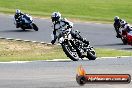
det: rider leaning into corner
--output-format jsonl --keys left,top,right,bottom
{"left": 113, "top": 16, "right": 131, "bottom": 37}
{"left": 50, "top": 12, "right": 89, "bottom": 45}
{"left": 14, "top": 9, "right": 24, "bottom": 28}
{"left": 113, "top": 16, "right": 123, "bottom": 38}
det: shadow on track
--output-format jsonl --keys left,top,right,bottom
{"left": 94, "top": 43, "right": 124, "bottom": 47}
{"left": 0, "top": 29, "right": 33, "bottom": 32}
{"left": 121, "top": 47, "right": 132, "bottom": 50}
{"left": 44, "top": 59, "right": 95, "bottom": 62}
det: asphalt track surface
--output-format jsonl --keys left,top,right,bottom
{"left": 0, "top": 14, "right": 132, "bottom": 50}
{"left": 0, "top": 57, "right": 132, "bottom": 88}
{"left": 0, "top": 14, "right": 132, "bottom": 88}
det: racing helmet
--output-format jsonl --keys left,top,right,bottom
{"left": 124, "top": 24, "right": 130, "bottom": 29}
{"left": 51, "top": 12, "right": 61, "bottom": 22}
{"left": 129, "top": 26, "right": 132, "bottom": 31}
{"left": 120, "top": 20, "right": 126, "bottom": 27}
{"left": 16, "top": 9, "right": 21, "bottom": 14}
{"left": 120, "top": 20, "right": 126, "bottom": 24}
{"left": 114, "top": 16, "right": 119, "bottom": 21}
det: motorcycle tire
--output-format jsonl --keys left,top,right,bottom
{"left": 61, "top": 43, "right": 79, "bottom": 61}
{"left": 87, "top": 49, "right": 96, "bottom": 60}
{"left": 32, "top": 23, "right": 38, "bottom": 31}
{"left": 121, "top": 38, "right": 127, "bottom": 45}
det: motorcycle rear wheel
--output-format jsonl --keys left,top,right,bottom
{"left": 87, "top": 48, "right": 96, "bottom": 60}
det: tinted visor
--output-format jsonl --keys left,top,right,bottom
{"left": 114, "top": 18, "right": 119, "bottom": 21}
{"left": 52, "top": 17, "right": 59, "bottom": 22}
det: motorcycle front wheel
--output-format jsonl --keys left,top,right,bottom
{"left": 61, "top": 41, "right": 79, "bottom": 61}
{"left": 21, "top": 26, "right": 25, "bottom": 31}
{"left": 32, "top": 23, "right": 38, "bottom": 31}
{"left": 121, "top": 37, "right": 127, "bottom": 45}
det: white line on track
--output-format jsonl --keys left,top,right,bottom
{"left": 0, "top": 61, "right": 32, "bottom": 64}
{"left": 0, "top": 56, "right": 132, "bottom": 64}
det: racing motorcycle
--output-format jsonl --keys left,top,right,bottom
{"left": 119, "top": 29, "right": 132, "bottom": 45}
{"left": 14, "top": 14, "right": 38, "bottom": 31}
{"left": 127, "top": 31, "right": 132, "bottom": 45}
{"left": 57, "top": 28, "right": 96, "bottom": 61}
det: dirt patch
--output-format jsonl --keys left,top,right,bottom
{"left": 0, "top": 39, "right": 52, "bottom": 51}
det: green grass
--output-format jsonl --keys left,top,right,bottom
{"left": 95, "top": 48, "right": 132, "bottom": 57}
{"left": 0, "top": 0, "right": 132, "bottom": 23}
{"left": 0, "top": 39, "right": 132, "bottom": 62}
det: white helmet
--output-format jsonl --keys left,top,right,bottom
{"left": 114, "top": 16, "right": 119, "bottom": 21}
{"left": 16, "top": 9, "right": 21, "bottom": 14}
{"left": 120, "top": 20, "right": 126, "bottom": 26}
{"left": 51, "top": 12, "right": 61, "bottom": 22}
{"left": 121, "top": 19, "right": 126, "bottom": 23}
{"left": 124, "top": 23, "right": 130, "bottom": 29}
{"left": 129, "top": 26, "right": 132, "bottom": 31}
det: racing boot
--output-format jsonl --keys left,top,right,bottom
{"left": 51, "top": 35, "right": 57, "bottom": 44}
{"left": 51, "top": 39, "right": 56, "bottom": 44}
{"left": 116, "top": 33, "right": 121, "bottom": 38}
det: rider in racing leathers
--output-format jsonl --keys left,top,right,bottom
{"left": 113, "top": 16, "right": 122, "bottom": 38}
{"left": 50, "top": 12, "right": 89, "bottom": 45}
{"left": 14, "top": 9, "right": 24, "bottom": 28}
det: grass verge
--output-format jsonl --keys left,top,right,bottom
{"left": 0, "top": 0, "right": 132, "bottom": 23}
{"left": 0, "top": 39, "right": 132, "bottom": 62}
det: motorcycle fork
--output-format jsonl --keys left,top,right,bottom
{"left": 69, "top": 40, "right": 82, "bottom": 58}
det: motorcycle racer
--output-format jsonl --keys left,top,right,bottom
{"left": 14, "top": 9, "right": 38, "bottom": 31}
{"left": 113, "top": 16, "right": 122, "bottom": 38}
{"left": 51, "top": 12, "right": 89, "bottom": 45}
{"left": 14, "top": 9, "right": 24, "bottom": 28}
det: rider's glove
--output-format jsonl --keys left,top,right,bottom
{"left": 51, "top": 34, "right": 57, "bottom": 44}
{"left": 51, "top": 40, "right": 56, "bottom": 44}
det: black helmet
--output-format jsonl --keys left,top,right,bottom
{"left": 51, "top": 12, "right": 61, "bottom": 22}
{"left": 114, "top": 16, "right": 119, "bottom": 21}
